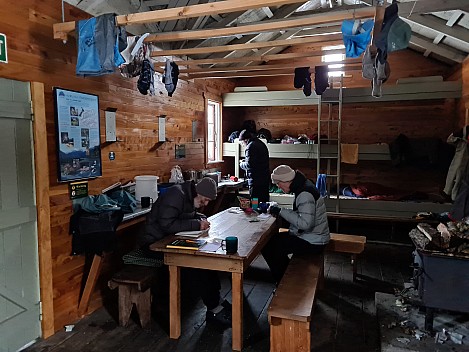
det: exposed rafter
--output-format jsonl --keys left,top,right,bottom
{"left": 60, "top": 0, "right": 469, "bottom": 76}
{"left": 144, "top": 6, "right": 374, "bottom": 42}
{"left": 151, "top": 34, "right": 343, "bottom": 56}
{"left": 53, "top": 0, "right": 311, "bottom": 40}
{"left": 187, "top": 64, "right": 361, "bottom": 79}
{"left": 410, "top": 34, "right": 467, "bottom": 63}
{"left": 405, "top": 14, "right": 469, "bottom": 44}
{"left": 179, "top": 59, "right": 360, "bottom": 73}
{"left": 157, "top": 49, "right": 346, "bottom": 66}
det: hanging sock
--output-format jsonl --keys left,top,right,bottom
{"left": 314, "top": 65, "right": 329, "bottom": 95}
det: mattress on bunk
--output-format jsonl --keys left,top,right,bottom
{"left": 342, "top": 182, "right": 429, "bottom": 201}
{"left": 325, "top": 197, "right": 451, "bottom": 218}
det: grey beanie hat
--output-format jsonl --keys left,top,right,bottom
{"left": 196, "top": 177, "right": 217, "bottom": 200}
{"left": 271, "top": 165, "right": 296, "bottom": 184}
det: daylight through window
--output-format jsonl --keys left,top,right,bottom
{"left": 206, "top": 99, "right": 222, "bottom": 163}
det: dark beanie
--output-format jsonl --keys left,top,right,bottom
{"left": 239, "top": 129, "right": 253, "bottom": 141}
{"left": 196, "top": 177, "right": 217, "bottom": 200}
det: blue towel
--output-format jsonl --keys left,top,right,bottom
{"left": 341, "top": 19, "right": 374, "bottom": 58}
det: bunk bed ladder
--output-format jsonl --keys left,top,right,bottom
{"left": 317, "top": 75, "right": 343, "bottom": 213}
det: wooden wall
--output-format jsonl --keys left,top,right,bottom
{"left": 222, "top": 44, "right": 460, "bottom": 195}
{"left": 0, "top": 0, "right": 235, "bottom": 333}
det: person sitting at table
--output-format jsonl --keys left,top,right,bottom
{"left": 137, "top": 177, "right": 232, "bottom": 326}
{"left": 262, "top": 165, "right": 330, "bottom": 284}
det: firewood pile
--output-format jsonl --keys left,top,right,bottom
{"left": 409, "top": 219, "right": 469, "bottom": 255}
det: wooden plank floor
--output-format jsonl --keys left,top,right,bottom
{"left": 25, "top": 243, "right": 416, "bottom": 352}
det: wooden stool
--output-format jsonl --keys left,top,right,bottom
{"left": 108, "top": 265, "right": 155, "bottom": 329}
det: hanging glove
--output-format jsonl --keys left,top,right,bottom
{"left": 268, "top": 205, "right": 281, "bottom": 217}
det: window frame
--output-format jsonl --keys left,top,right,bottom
{"left": 205, "top": 98, "right": 223, "bottom": 164}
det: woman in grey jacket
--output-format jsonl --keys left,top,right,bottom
{"left": 262, "top": 165, "right": 330, "bottom": 284}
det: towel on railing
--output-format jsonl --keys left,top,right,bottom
{"left": 341, "top": 143, "right": 359, "bottom": 164}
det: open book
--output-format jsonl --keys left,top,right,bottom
{"left": 166, "top": 238, "right": 207, "bottom": 250}
{"left": 174, "top": 229, "right": 209, "bottom": 238}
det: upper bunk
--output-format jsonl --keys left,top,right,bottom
{"left": 222, "top": 77, "right": 462, "bottom": 177}
{"left": 222, "top": 77, "right": 462, "bottom": 107}
{"left": 223, "top": 141, "right": 390, "bottom": 177}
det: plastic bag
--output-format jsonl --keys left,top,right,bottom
{"left": 169, "top": 165, "right": 184, "bottom": 183}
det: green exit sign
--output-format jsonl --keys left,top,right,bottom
{"left": 0, "top": 33, "right": 7, "bottom": 63}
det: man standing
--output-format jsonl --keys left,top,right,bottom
{"left": 138, "top": 177, "right": 231, "bottom": 326}
{"left": 239, "top": 129, "right": 270, "bottom": 202}
{"left": 262, "top": 165, "right": 330, "bottom": 284}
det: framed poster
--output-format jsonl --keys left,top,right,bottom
{"left": 53, "top": 87, "right": 102, "bottom": 182}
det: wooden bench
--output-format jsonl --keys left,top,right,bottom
{"left": 268, "top": 254, "right": 323, "bottom": 352}
{"left": 279, "top": 229, "right": 366, "bottom": 280}
{"left": 268, "top": 231, "right": 366, "bottom": 351}
{"left": 108, "top": 265, "right": 155, "bottom": 329}
{"left": 328, "top": 233, "right": 366, "bottom": 280}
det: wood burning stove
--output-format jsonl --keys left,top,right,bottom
{"left": 411, "top": 229, "right": 469, "bottom": 331}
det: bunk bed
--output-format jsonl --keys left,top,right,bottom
{"left": 222, "top": 78, "right": 460, "bottom": 219}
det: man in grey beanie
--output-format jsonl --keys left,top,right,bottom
{"left": 139, "top": 177, "right": 231, "bottom": 327}
{"left": 263, "top": 165, "right": 330, "bottom": 284}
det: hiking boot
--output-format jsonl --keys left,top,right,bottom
{"left": 206, "top": 300, "right": 232, "bottom": 328}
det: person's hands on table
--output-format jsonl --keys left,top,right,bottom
{"left": 200, "top": 219, "right": 211, "bottom": 230}
{"left": 268, "top": 205, "right": 281, "bottom": 217}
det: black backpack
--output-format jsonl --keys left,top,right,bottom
{"left": 257, "top": 128, "right": 272, "bottom": 141}
{"left": 137, "top": 59, "right": 153, "bottom": 95}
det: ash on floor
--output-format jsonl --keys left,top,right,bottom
{"left": 377, "top": 291, "right": 469, "bottom": 351}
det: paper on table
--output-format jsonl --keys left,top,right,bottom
{"left": 200, "top": 241, "right": 222, "bottom": 252}
{"left": 257, "top": 213, "right": 271, "bottom": 220}
{"left": 174, "top": 229, "right": 209, "bottom": 238}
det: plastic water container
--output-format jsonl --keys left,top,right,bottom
{"left": 134, "top": 175, "right": 159, "bottom": 203}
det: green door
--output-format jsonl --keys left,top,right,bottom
{"left": 0, "top": 78, "right": 41, "bottom": 352}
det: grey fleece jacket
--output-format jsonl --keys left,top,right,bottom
{"left": 278, "top": 177, "right": 330, "bottom": 245}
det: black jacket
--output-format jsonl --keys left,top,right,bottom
{"left": 239, "top": 137, "right": 270, "bottom": 187}
{"left": 138, "top": 181, "right": 205, "bottom": 247}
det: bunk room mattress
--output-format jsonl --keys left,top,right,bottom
{"left": 269, "top": 194, "right": 451, "bottom": 219}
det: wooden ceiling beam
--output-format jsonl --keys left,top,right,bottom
{"left": 151, "top": 33, "right": 343, "bottom": 56}
{"left": 158, "top": 48, "right": 346, "bottom": 66}
{"left": 405, "top": 14, "right": 469, "bottom": 44}
{"left": 145, "top": 6, "right": 375, "bottom": 42}
{"left": 188, "top": 64, "right": 361, "bottom": 79}
{"left": 179, "top": 59, "right": 361, "bottom": 73}
{"left": 53, "top": 0, "right": 310, "bottom": 40}
{"left": 410, "top": 35, "right": 467, "bottom": 63}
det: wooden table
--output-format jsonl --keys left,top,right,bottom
{"left": 149, "top": 207, "right": 277, "bottom": 351}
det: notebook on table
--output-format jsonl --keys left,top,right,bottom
{"left": 174, "top": 229, "right": 209, "bottom": 238}
{"left": 166, "top": 238, "right": 207, "bottom": 250}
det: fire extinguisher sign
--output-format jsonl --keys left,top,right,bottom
{"left": 0, "top": 33, "right": 7, "bottom": 64}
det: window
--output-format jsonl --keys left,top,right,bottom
{"left": 322, "top": 44, "right": 345, "bottom": 77}
{"left": 206, "top": 99, "right": 222, "bottom": 163}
